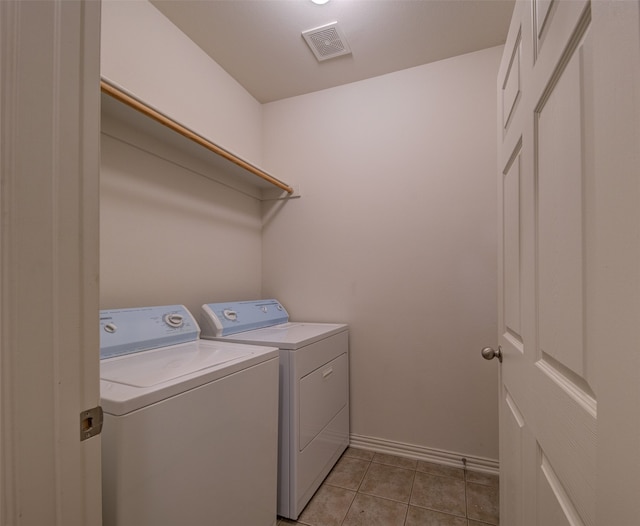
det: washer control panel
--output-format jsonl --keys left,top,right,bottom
{"left": 201, "top": 299, "right": 289, "bottom": 337}
{"left": 100, "top": 305, "right": 199, "bottom": 360}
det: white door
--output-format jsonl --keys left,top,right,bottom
{"left": 495, "top": 1, "right": 640, "bottom": 525}
{"left": 0, "top": 1, "right": 102, "bottom": 525}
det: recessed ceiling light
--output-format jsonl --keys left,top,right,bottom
{"left": 311, "top": 0, "right": 330, "bottom": 5}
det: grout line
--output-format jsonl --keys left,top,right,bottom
{"left": 339, "top": 458, "right": 371, "bottom": 526}
{"left": 357, "top": 458, "right": 373, "bottom": 492}
{"left": 403, "top": 468, "right": 417, "bottom": 526}
{"left": 319, "top": 449, "right": 498, "bottom": 526}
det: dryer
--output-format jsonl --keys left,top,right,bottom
{"left": 200, "top": 299, "right": 349, "bottom": 520}
{"left": 99, "top": 305, "right": 279, "bottom": 526}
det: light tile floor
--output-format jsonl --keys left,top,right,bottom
{"left": 277, "top": 448, "right": 499, "bottom": 526}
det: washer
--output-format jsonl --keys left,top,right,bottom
{"left": 99, "top": 305, "right": 280, "bottom": 526}
{"left": 200, "top": 299, "right": 349, "bottom": 520}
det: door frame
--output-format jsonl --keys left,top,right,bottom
{"left": 590, "top": 1, "right": 640, "bottom": 522}
{"left": 0, "top": 1, "right": 102, "bottom": 524}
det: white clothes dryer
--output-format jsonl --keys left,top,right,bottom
{"left": 99, "top": 305, "right": 279, "bottom": 526}
{"left": 200, "top": 299, "right": 349, "bottom": 520}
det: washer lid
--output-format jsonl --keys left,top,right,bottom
{"left": 101, "top": 343, "right": 255, "bottom": 387}
{"left": 100, "top": 339, "right": 279, "bottom": 416}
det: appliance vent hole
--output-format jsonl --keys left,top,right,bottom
{"left": 302, "top": 22, "right": 352, "bottom": 62}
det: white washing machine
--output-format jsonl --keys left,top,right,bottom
{"left": 200, "top": 299, "right": 349, "bottom": 520}
{"left": 99, "top": 305, "right": 280, "bottom": 526}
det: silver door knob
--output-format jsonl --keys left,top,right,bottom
{"left": 481, "top": 346, "right": 502, "bottom": 363}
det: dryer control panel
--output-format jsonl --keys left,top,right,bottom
{"left": 201, "top": 299, "right": 289, "bottom": 337}
{"left": 100, "top": 305, "right": 200, "bottom": 360}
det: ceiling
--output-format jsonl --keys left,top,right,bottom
{"left": 150, "top": 0, "right": 515, "bottom": 104}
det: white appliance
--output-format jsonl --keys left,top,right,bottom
{"left": 200, "top": 299, "right": 349, "bottom": 520}
{"left": 99, "top": 305, "right": 279, "bottom": 526}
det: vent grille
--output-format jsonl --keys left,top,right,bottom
{"left": 302, "top": 22, "right": 352, "bottom": 62}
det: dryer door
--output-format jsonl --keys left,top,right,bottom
{"left": 299, "top": 353, "right": 348, "bottom": 450}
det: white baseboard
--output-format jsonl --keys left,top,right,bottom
{"left": 349, "top": 433, "right": 499, "bottom": 475}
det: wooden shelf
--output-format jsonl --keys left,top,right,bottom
{"left": 100, "top": 79, "right": 294, "bottom": 195}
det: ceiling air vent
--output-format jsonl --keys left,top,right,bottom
{"left": 302, "top": 22, "right": 352, "bottom": 62}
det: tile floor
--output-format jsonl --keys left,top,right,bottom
{"left": 277, "top": 447, "right": 499, "bottom": 526}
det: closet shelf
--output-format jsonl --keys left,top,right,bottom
{"left": 100, "top": 79, "right": 294, "bottom": 195}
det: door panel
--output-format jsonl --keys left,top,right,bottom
{"left": 503, "top": 149, "right": 522, "bottom": 342}
{"left": 537, "top": 451, "right": 582, "bottom": 526}
{"left": 535, "top": 0, "right": 554, "bottom": 45}
{"left": 533, "top": 0, "right": 589, "bottom": 64}
{"left": 501, "top": 32, "right": 521, "bottom": 130}
{"left": 533, "top": 8, "right": 596, "bottom": 525}
{"left": 497, "top": 4, "right": 534, "bottom": 524}
{"left": 532, "top": 368, "right": 596, "bottom": 524}
{"left": 536, "top": 43, "right": 586, "bottom": 376}
{"left": 501, "top": 390, "right": 525, "bottom": 526}
{"left": 497, "top": 1, "right": 598, "bottom": 525}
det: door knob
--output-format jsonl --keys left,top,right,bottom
{"left": 481, "top": 346, "right": 502, "bottom": 363}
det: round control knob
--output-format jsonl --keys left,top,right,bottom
{"left": 104, "top": 323, "right": 117, "bottom": 334}
{"left": 481, "top": 346, "right": 503, "bottom": 363}
{"left": 164, "top": 313, "right": 184, "bottom": 328}
{"left": 223, "top": 309, "right": 237, "bottom": 321}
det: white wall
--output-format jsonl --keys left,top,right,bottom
{"left": 100, "top": 123, "right": 263, "bottom": 314}
{"left": 100, "top": 0, "right": 264, "bottom": 313}
{"left": 262, "top": 46, "right": 501, "bottom": 461}
{"left": 100, "top": 0, "right": 263, "bottom": 165}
